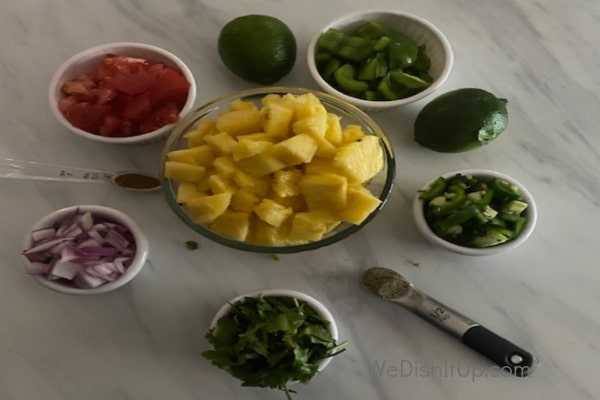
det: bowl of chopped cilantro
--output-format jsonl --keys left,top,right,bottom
{"left": 413, "top": 169, "right": 538, "bottom": 256}
{"left": 307, "top": 9, "right": 453, "bottom": 112}
{"left": 202, "top": 289, "right": 346, "bottom": 399}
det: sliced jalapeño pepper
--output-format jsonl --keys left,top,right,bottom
{"left": 418, "top": 176, "right": 447, "bottom": 201}
{"left": 430, "top": 184, "right": 466, "bottom": 216}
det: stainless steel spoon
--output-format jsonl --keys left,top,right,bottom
{"left": 0, "top": 158, "right": 161, "bottom": 191}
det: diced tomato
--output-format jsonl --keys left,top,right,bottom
{"left": 108, "top": 69, "right": 157, "bottom": 95}
{"left": 122, "top": 93, "right": 152, "bottom": 122}
{"left": 64, "top": 103, "right": 111, "bottom": 133}
{"left": 148, "top": 68, "right": 190, "bottom": 106}
{"left": 139, "top": 102, "right": 180, "bottom": 133}
{"left": 99, "top": 115, "right": 122, "bottom": 137}
{"left": 58, "top": 96, "right": 78, "bottom": 114}
{"left": 59, "top": 54, "right": 189, "bottom": 136}
{"left": 95, "top": 55, "right": 148, "bottom": 79}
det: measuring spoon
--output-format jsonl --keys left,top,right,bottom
{"left": 0, "top": 158, "right": 161, "bottom": 191}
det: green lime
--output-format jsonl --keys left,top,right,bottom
{"left": 218, "top": 15, "right": 297, "bottom": 85}
{"left": 414, "top": 88, "right": 508, "bottom": 153}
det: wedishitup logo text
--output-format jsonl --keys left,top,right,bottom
{"left": 371, "top": 359, "right": 531, "bottom": 382}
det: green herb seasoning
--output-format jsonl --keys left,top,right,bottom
{"left": 202, "top": 296, "right": 346, "bottom": 399}
{"left": 185, "top": 240, "right": 198, "bottom": 250}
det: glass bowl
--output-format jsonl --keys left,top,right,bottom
{"left": 160, "top": 86, "right": 395, "bottom": 253}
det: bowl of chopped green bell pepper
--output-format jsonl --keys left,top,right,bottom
{"left": 413, "top": 169, "right": 538, "bottom": 256}
{"left": 307, "top": 9, "right": 453, "bottom": 112}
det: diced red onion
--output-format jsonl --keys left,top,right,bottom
{"left": 23, "top": 208, "right": 136, "bottom": 289}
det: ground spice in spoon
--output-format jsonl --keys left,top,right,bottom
{"left": 113, "top": 173, "right": 161, "bottom": 190}
{"left": 363, "top": 267, "right": 411, "bottom": 300}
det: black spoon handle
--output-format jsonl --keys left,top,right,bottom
{"left": 462, "top": 325, "right": 537, "bottom": 377}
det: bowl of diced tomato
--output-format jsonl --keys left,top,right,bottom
{"left": 49, "top": 42, "right": 197, "bottom": 144}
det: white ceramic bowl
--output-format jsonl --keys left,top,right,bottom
{"left": 210, "top": 289, "right": 339, "bottom": 374}
{"left": 49, "top": 42, "right": 197, "bottom": 144}
{"left": 22, "top": 205, "right": 149, "bottom": 294}
{"left": 307, "top": 9, "right": 453, "bottom": 112}
{"left": 413, "top": 169, "right": 538, "bottom": 256}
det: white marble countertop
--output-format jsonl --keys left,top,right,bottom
{"left": 2, "top": 1, "right": 599, "bottom": 399}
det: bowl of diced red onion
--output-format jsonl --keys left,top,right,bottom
{"left": 21, "top": 205, "right": 149, "bottom": 294}
{"left": 48, "top": 42, "right": 197, "bottom": 144}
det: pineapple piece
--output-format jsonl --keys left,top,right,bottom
{"left": 216, "top": 108, "right": 264, "bottom": 136}
{"left": 248, "top": 217, "right": 290, "bottom": 246}
{"left": 236, "top": 132, "right": 270, "bottom": 142}
{"left": 264, "top": 101, "right": 294, "bottom": 139}
{"left": 289, "top": 212, "right": 328, "bottom": 242}
{"left": 233, "top": 171, "right": 270, "bottom": 196}
{"left": 300, "top": 173, "right": 348, "bottom": 215}
{"left": 209, "top": 210, "right": 251, "bottom": 241}
{"left": 272, "top": 133, "right": 318, "bottom": 166}
{"left": 235, "top": 150, "right": 286, "bottom": 177}
{"left": 337, "top": 185, "right": 382, "bottom": 225}
{"left": 229, "top": 99, "right": 257, "bottom": 111}
{"left": 166, "top": 145, "right": 215, "bottom": 166}
{"left": 205, "top": 132, "right": 238, "bottom": 155}
{"left": 292, "top": 112, "right": 328, "bottom": 138}
{"left": 261, "top": 94, "right": 282, "bottom": 106}
{"left": 164, "top": 161, "right": 206, "bottom": 183}
{"left": 272, "top": 168, "right": 303, "bottom": 197}
{"left": 253, "top": 198, "right": 293, "bottom": 227}
{"left": 303, "top": 158, "right": 344, "bottom": 176}
{"left": 233, "top": 140, "right": 273, "bottom": 162}
{"left": 342, "top": 124, "right": 366, "bottom": 143}
{"left": 212, "top": 156, "right": 238, "bottom": 178}
{"left": 184, "top": 118, "right": 218, "bottom": 147}
{"left": 230, "top": 189, "right": 261, "bottom": 212}
{"left": 293, "top": 93, "right": 326, "bottom": 120}
{"left": 311, "top": 135, "right": 337, "bottom": 158}
{"left": 269, "top": 192, "right": 307, "bottom": 212}
{"left": 325, "top": 113, "right": 343, "bottom": 145}
{"left": 209, "top": 174, "right": 236, "bottom": 194}
{"left": 332, "top": 135, "right": 383, "bottom": 183}
{"left": 176, "top": 182, "right": 199, "bottom": 204}
{"left": 186, "top": 192, "right": 232, "bottom": 224}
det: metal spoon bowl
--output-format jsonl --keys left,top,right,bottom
{"left": 0, "top": 158, "right": 161, "bottom": 191}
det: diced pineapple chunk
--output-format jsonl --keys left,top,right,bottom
{"left": 269, "top": 193, "right": 307, "bottom": 212}
{"left": 167, "top": 145, "right": 215, "bottom": 166}
{"left": 205, "top": 132, "right": 238, "bottom": 155}
{"left": 292, "top": 112, "right": 328, "bottom": 138}
{"left": 289, "top": 212, "right": 328, "bottom": 242}
{"left": 164, "top": 161, "right": 206, "bottom": 183}
{"left": 293, "top": 93, "right": 326, "bottom": 120}
{"left": 337, "top": 185, "right": 381, "bottom": 224}
{"left": 176, "top": 182, "right": 199, "bottom": 204}
{"left": 230, "top": 189, "right": 261, "bottom": 212}
{"left": 253, "top": 198, "right": 293, "bottom": 227}
{"left": 264, "top": 102, "right": 294, "bottom": 139}
{"left": 235, "top": 151, "right": 286, "bottom": 177}
{"left": 229, "top": 99, "right": 257, "bottom": 111}
{"left": 272, "top": 169, "right": 303, "bottom": 197}
{"left": 325, "top": 113, "right": 343, "bottom": 145}
{"left": 209, "top": 210, "right": 250, "bottom": 241}
{"left": 272, "top": 133, "right": 318, "bottom": 166}
{"left": 249, "top": 217, "right": 290, "bottom": 246}
{"left": 233, "top": 171, "right": 270, "bottom": 196}
{"left": 212, "top": 156, "right": 238, "bottom": 178}
{"left": 216, "top": 108, "right": 264, "bottom": 136}
{"left": 236, "top": 132, "right": 270, "bottom": 142}
{"left": 303, "top": 158, "right": 344, "bottom": 176}
{"left": 233, "top": 140, "right": 273, "bottom": 162}
{"left": 184, "top": 119, "right": 218, "bottom": 147}
{"left": 186, "top": 192, "right": 232, "bottom": 224}
{"left": 300, "top": 173, "right": 348, "bottom": 213}
{"left": 342, "top": 124, "right": 366, "bottom": 143}
{"left": 209, "top": 174, "right": 236, "bottom": 194}
{"left": 332, "top": 135, "right": 383, "bottom": 183}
